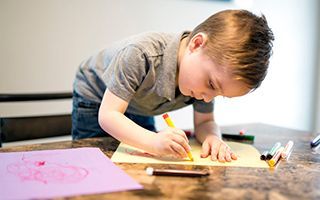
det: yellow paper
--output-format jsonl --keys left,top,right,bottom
{"left": 111, "top": 139, "right": 269, "bottom": 168}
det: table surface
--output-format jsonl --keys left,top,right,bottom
{"left": 1, "top": 123, "right": 319, "bottom": 200}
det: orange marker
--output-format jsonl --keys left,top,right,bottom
{"left": 162, "top": 113, "right": 194, "bottom": 161}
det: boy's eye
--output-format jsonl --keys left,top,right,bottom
{"left": 209, "top": 81, "right": 216, "bottom": 90}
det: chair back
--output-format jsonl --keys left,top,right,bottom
{"left": 0, "top": 92, "right": 72, "bottom": 146}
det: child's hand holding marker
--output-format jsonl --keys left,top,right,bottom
{"left": 153, "top": 126, "right": 192, "bottom": 159}
{"left": 162, "top": 113, "right": 194, "bottom": 161}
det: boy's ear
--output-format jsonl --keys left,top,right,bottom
{"left": 188, "top": 32, "right": 207, "bottom": 52}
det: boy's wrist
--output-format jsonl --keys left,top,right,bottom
{"left": 195, "top": 121, "right": 221, "bottom": 141}
{"left": 139, "top": 130, "right": 158, "bottom": 154}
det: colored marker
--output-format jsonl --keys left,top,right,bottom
{"left": 268, "top": 146, "right": 284, "bottom": 167}
{"left": 239, "top": 129, "right": 246, "bottom": 135}
{"left": 281, "top": 140, "right": 294, "bottom": 160}
{"left": 266, "top": 142, "right": 281, "bottom": 160}
{"left": 221, "top": 133, "right": 255, "bottom": 143}
{"left": 162, "top": 113, "right": 194, "bottom": 161}
{"left": 146, "top": 167, "right": 209, "bottom": 177}
{"left": 260, "top": 150, "right": 269, "bottom": 160}
{"left": 310, "top": 134, "right": 320, "bottom": 148}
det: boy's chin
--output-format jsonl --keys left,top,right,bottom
{"left": 179, "top": 88, "right": 188, "bottom": 96}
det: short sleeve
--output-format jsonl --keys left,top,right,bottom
{"left": 102, "top": 45, "right": 148, "bottom": 102}
{"left": 193, "top": 99, "right": 214, "bottom": 113}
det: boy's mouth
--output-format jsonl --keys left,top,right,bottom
{"left": 191, "top": 91, "right": 204, "bottom": 100}
{"left": 190, "top": 91, "right": 195, "bottom": 97}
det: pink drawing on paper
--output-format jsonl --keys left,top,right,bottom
{"left": 6, "top": 153, "right": 89, "bottom": 184}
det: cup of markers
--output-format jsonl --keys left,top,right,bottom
{"left": 260, "top": 141, "right": 294, "bottom": 167}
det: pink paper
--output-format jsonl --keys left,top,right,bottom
{"left": 0, "top": 148, "right": 143, "bottom": 199}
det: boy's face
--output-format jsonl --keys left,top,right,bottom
{"left": 178, "top": 34, "right": 250, "bottom": 102}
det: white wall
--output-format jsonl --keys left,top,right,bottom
{"left": 315, "top": 7, "right": 320, "bottom": 133}
{"left": 0, "top": 0, "right": 319, "bottom": 132}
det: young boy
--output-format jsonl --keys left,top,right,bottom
{"left": 72, "top": 9, "right": 274, "bottom": 162}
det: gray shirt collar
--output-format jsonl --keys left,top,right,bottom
{"left": 156, "top": 31, "right": 190, "bottom": 101}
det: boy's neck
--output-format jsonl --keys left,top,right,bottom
{"left": 177, "top": 36, "right": 189, "bottom": 68}
{"left": 176, "top": 36, "right": 189, "bottom": 87}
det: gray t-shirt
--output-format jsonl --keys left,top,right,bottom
{"left": 74, "top": 32, "right": 214, "bottom": 116}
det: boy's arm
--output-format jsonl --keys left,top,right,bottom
{"left": 194, "top": 111, "right": 237, "bottom": 162}
{"left": 98, "top": 89, "right": 191, "bottom": 158}
{"left": 193, "top": 111, "right": 221, "bottom": 143}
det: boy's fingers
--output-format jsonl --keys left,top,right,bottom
{"left": 171, "top": 134, "right": 191, "bottom": 152}
{"left": 225, "top": 148, "right": 232, "bottom": 162}
{"left": 231, "top": 152, "right": 238, "bottom": 160}
{"left": 224, "top": 145, "right": 233, "bottom": 162}
{"left": 173, "top": 128, "right": 189, "bottom": 143}
{"left": 210, "top": 143, "right": 219, "bottom": 161}
{"left": 170, "top": 142, "right": 188, "bottom": 158}
{"left": 218, "top": 145, "right": 226, "bottom": 162}
{"left": 224, "top": 144, "right": 237, "bottom": 160}
{"left": 201, "top": 141, "right": 210, "bottom": 158}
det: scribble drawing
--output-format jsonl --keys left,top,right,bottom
{"left": 125, "top": 149, "right": 155, "bottom": 158}
{"left": 6, "top": 153, "right": 89, "bottom": 184}
{"left": 123, "top": 148, "right": 187, "bottom": 162}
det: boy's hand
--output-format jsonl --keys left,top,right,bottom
{"left": 151, "top": 128, "right": 191, "bottom": 159}
{"left": 201, "top": 135, "right": 237, "bottom": 162}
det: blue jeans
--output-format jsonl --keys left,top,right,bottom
{"left": 72, "top": 92, "right": 156, "bottom": 140}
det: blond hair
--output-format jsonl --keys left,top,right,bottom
{"left": 189, "top": 10, "right": 274, "bottom": 90}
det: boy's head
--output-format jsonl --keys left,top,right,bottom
{"left": 178, "top": 9, "right": 274, "bottom": 102}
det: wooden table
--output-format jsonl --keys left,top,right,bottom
{"left": 1, "top": 123, "right": 319, "bottom": 200}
